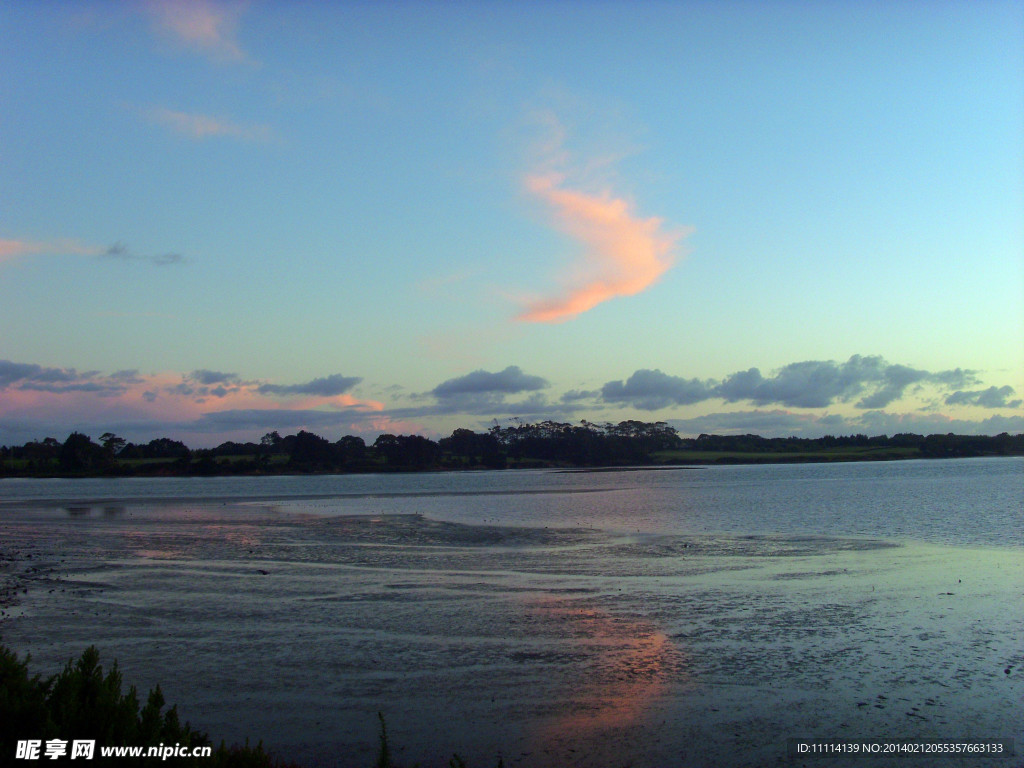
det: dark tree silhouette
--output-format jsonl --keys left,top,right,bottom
{"left": 59, "top": 433, "right": 110, "bottom": 471}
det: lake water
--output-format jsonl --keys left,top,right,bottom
{"left": 1, "top": 458, "right": 1022, "bottom": 767}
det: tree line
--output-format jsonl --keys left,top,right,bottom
{"left": 1, "top": 421, "right": 1022, "bottom": 476}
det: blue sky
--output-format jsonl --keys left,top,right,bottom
{"left": 1, "top": 0, "right": 1022, "bottom": 447}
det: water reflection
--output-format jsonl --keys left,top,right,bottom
{"left": 116, "top": 520, "right": 265, "bottom": 560}
{"left": 64, "top": 505, "right": 126, "bottom": 517}
{"left": 197, "top": 523, "right": 263, "bottom": 549}
{"left": 526, "top": 596, "right": 687, "bottom": 747}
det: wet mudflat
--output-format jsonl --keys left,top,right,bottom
{"left": 1, "top": 502, "right": 1021, "bottom": 768}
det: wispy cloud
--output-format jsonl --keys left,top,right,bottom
{"left": 516, "top": 113, "right": 689, "bottom": 323}
{"left": 0, "top": 240, "right": 45, "bottom": 263}
{"left": 145, "top": 107, "right": 271, "bottom": 142}
{"left": 2, "top": 238, "right": 186, "bottom": 268}
{"left": 257, "top": 374, "right": 364, "bottom": 398}
{"left": 0, "top": 238, "right": 102, "bottom": 264}
{"left": 102, "top": 241, "right": 186, "bottom": 266}
{"left": 147, "top": 0, "right": 249, "bottom": 63}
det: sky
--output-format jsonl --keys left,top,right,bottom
{"left": 1, "top": 0, "right": 1022, "bottom": 448}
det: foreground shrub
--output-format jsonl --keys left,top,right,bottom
{"left": 0, "top": 644, "right": 299, "bottom": 766}
{"left": 2, "top": 643, "right": 500, "bottom": 767}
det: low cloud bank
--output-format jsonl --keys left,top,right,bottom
{"left": 0, "top": 355, "right": 1019, "bottom": 448}
{"left": 945, "top": 386, "right": 1021, "bottom": 409}
{"left": 602, "top": 355, "right": 988, "bottom": 411}
{"left": 669, "top": 410, "right": 1024, "bottom": 440}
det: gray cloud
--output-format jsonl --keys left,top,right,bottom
{"left": 853, "top": 362, "right": 931, "bottom": 409}
{"left": 930, "top": 368, "right": 980, "bottom": 389}
{"left": 170, "top": 374, "right": 242, "bottom": 399}
{"left": 432, "top": 366, "right": 548, "bottom": 399}
{"left": 16, "top": 381, "right": 128, "bottom": 396}
{"left": 561, "top": 389, "right": 600, "bottom": 403}
{"left": 166, "top": 382, "right": 196, "bottom": 397}
{"left": 603, "top": 356, "right": 984, "bottom": 412}
{"left": 189, "top": 369, "right": 240, "bottom": 386}
{"left": 0, "top": 363, "right": 363, "bottom": 403}
{"left": 669, "top": 410, "right": 1024, "bottom": 440}
{"left": 601, "top": 369, "right": 715, "bottom": 410}
{"left": 153, "top": 253, "right": 185, "bottom": 266}
{"left": 0, "top": 360, "right": 83, "bottom": 387}
{"left": 1, "top": 354, "right": 1019, "bottom": 450}
{"left": 257, "top": 374, "right": 363, "bottom": 397}
{"left": 410, "top": 366, "right": 558, "bottom": 421}
{"left": 945, "top": 386, "right": 1021, "bottom": 409}
{"left": 168, "top": 371, "right": 362, "bottom": 400}
{"left": 104, "top": 242, "right": 130, "bottom": 259}
{"left": 716, "top": 355, "right": 924, "bottom": 408}
{"left": 110, "top": 369, "right": 144, "bottom": 384}
{"left": 0, "top": 359, "right": 138, "bottom": 394}
{"left": 0, "top": 405, "right": 378, "bottom": 448}
{"left": 170, "top": 370, "right": 243, "bottom": 399}
{"left": 190, "top": 408, "right": 364, "bottom": 432}
{"left": 856, "top": 410, "right": 1024, "bottom": 436}
{"left": 669, "top": 410, "right": 826, "bottom": 436}
{"left": 101, "top": 242, "right": 187, "bottom": 267}
{"left": 391, "top": 393, "right": 556, "bottom": 418}
{"left": 0, "top": 360, "right": 56, "bottom": 387}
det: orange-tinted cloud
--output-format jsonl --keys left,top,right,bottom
{"left": 517, "top": 173, "right": 686, "bottom": 323}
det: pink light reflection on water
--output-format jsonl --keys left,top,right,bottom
{"left": 524, "top": 594, "right": 689, "bottom": 752}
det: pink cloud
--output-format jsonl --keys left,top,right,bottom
{"left": 147, "top": 0, "right": 248, "bottom": 62}
{"left": 517, "top": 173, "right": 687, "bottom": 323}
{"left": 0, "top": 367, "right": 384, "bottom": 441}
{"left": 363, "top": 415, "right": 433, "bottom": 439}
{"left": 0, "top": 238, "right": 102, "bottom": 264}
{"left": 146, "top": 107, "right": 270, "bottom": 142}
{"left": 281, "top": 393, "right": 385, "bottom": 413}
{"left": 0, "top": 240, "right": 44, "bottom": 262}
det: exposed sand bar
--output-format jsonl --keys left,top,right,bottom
{"left": 1, "top": 506, "right": 1021, "bottom": 767}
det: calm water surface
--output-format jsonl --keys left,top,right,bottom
{"left": 2, "top": 457, "right": 1021, "bottom": 546}
{"left": 2, "top": 457, "right": 1022, "bottom": 767}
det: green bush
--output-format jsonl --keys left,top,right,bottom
{"left": 2, "top": 644, "right": 502, "bottom": 767}
{"left": 0, "top": 644, "right": 299, "bottom": 766}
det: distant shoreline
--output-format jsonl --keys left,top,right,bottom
{"left": 3, "top": 423, "right": 1021, "bottom": 478}
{"left": 1, "top": 450, "right": 1021, "bottom": 481}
